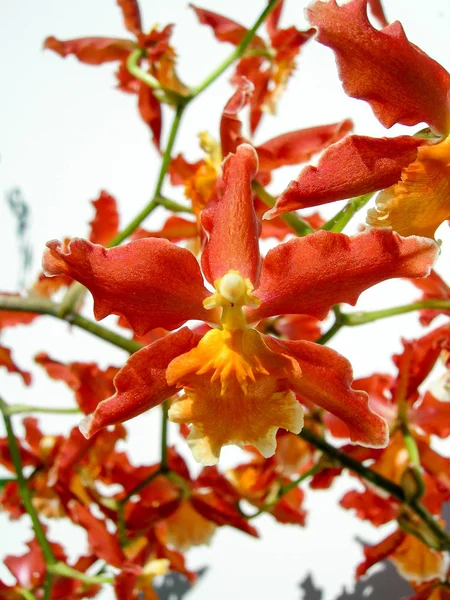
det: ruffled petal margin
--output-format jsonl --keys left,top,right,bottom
{"left": 43, "top": 238, "right": 215, "bottom": 335}
{"left": 266, "top": 338, "right": 388, "bottom": 448}
{"left": 246, "top": 229, "right": 438, "bottom": 322}
{"left": 265, "top": 135, "right": 423, "bottom": 218}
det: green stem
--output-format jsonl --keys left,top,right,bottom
{"left": 119, "top": 468, "right": 162, "bottom": 505}
{"left": 160, "top": 400, "right": 169, "bottom": 471}
{"left": 343, "top": 300, "right": 450, "bottom": 326}
{"left": 402, "top": 424, "right": 421, "bottom": 467}
{"left": 191, "top": 0, "right": 281, "bottom": 97}
{"left": 0, "top": 396, "right": 56, "bottom": 565}
{"left": 279, "top": 463, "right": 322, "bottom": 496}
{"left": 49, "top": 562, "right": 113, "bottom": 585}
{"left": 126, "top": 48, "right": 163, "bottom": 91}
{"left": 156, "top": 195, "right": 193, "bottom": 214}
{"left": 5, "top": 404, "right": 81, "bottom": 416}
{"left": 0, "top": 295, "right": 143, "bottom": 354}
{"left": 321, "top": 193, "right": 373, "bottom": 233}
{"left": 299, "top": 426, "right": 404, "bottom": 499}
{"left": 316, "top": 306, "right": 343, "bottom": 345}
{"left": 299, "top": 427, "right": 450, "bottom": 550}
{"left": 18, "top": 590, "right": 38, "bottom": 600}
{"left": 43, "top": 572, "right": 53, "bottom": 600}
{"left": 109, "top": 104, "right": 186, "bottom": 246}
{"left": 252, "top": 182, "right": 314, "bottom": 236}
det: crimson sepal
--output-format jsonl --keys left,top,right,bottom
{"left": 256, "top": 119, "right": 353, "bottom": 174}
{"left": 267, "top": 338, "right": 388, "bottom": 448}
{"left": 201, "top": 144, "right": 261, "bottom": 286}
{"left": 413, "top": 392, "right": 450, "bottom": 439}
{"left": 0, "top": 346, "right": 31, "bottom": 385}
{"left": 246, "top": 229, "right": 437, "bottom": 322}
{"left": 35, "top": 352, "right": 118, "bottom": 414}
{"left": 69, "top": 501, "right": 125, "bottom": 567}
{"left": 307, "top": 0, "right": 450, "bottom": 134}
{"left": 340, "top": 488, "right": 397, "bottom": 526}
{"left": 265, "top": 135, "right": 423, "bottom": 217}
{"left": 0, "top": 294, "right": 38, "bottom": 329}
{"left": 408, "top": 270, "right": 450, "bottom": 326}
{"left": 131, "top": 216, "right": 198, "bottom": 243}
{"left": 117, "top": 0, "right": 143, "bottom": 35}
{"left": 89, "top": 190, "right": 120, "bottom": 246}
{"left": 190, "top": 489, "right": 258, "bottom": 538}
{"left": 356, "top": 529, "right": 405, "bottom": 578}
{"left": 44, "top": 36, "right": 136, "bottom": 64}
{"left": 43, "top": 237, "right": 214, "bottom": 335}
{"left": 190, "top": 5, "right": 265, "bottom": 48}
{"left": 80, "top": 328, "right": 202, "bottom": 438}
{"left": 138, "top": 83, "right": 162, "bottom": 148}
{"left": 220, "top": 76, "right": 253, "bottom": 158}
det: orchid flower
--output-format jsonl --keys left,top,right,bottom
{"left": 266, "top": 0, "right": 450, "bottom": 240}
{"left": 43, "top": 144, "right": 437, "bottom": 465}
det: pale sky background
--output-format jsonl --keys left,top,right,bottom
{"left": 1, "top": 1, "right": 450, "bottom": 599}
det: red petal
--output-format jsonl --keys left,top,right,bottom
{"left": 367, "top": 0, "right": 389, "bottom": 28}
{"left": 190, "top": 5, "right": 264, "bottom": 48}
{"left": 256, "top": 119, "right": 353, "bottom": 173}
{"left": 44, "top": 36, "right": 135, "bottom": 65}
{"left": 356, "top": 530, "right": 405, "bottom": 578}
{"left": 138, "top": 82, "right": 162, "bottom": 149}
{"left": 190, "top": 490, "right": 258, "bottom": 537}
{"left": 43, "top": 238, "right": 213, "bottom": 335}
{"left": 132, "top": 216, "right": 198, "bottom": 243}
{"left": 117, "top": 0, "right": 142, "bottom": 35}
{"left": 246, "top": 229, "right": 437, "bottom": 322}
{"left": 340, "top": 488, "right": 397, "bottom": 526}
{"left": 201, "top": 144, "right": 261, "bottom": 286}
{"left": 413, "top": 392, "right": 450, "bottom": 439}
{"left": 69, "top": 501, "right": 125, "bottom": 567}
{"left": 80, "top": 328, "right": 201, "bottom": 438}
{"left": 0, "top": 346, "right": 31, "bottom": 386}
{"left": 307, "top": 0, "right": 450, "bottom": 134}
{"left": 89, "top": 190, "right": 120, "bottom": 246}
{"left": 266, "top": 135, "right": 423, "bottom": 217}
{"left": 35, "top": 353, "right": 118, "bottom": 414}
{"left": 408, "top": 269, "right": 450, "bottom": 326}
{"left": 220, "top": 76, "right": 253, "bottom": 158}
{"left": 267, "top": 338, "right": 388, "bottom": 448}
{"left": 0, "top": 294, "right": 38, "bottom": 329}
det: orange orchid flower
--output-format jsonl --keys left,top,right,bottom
{"left": 43, "top": 144, "right": 437, "bottom": 465}
{"left": 266, "top": 0, "right": 450, "bottom": 240}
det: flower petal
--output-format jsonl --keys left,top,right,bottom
{"left": 43, "top": 238, "right": 214, "bottom": 335}
{"left": 44, "top": 36, "right": 135, "bottom": 65}
{"left": 246, "top": 229, "right": 437, "bottom": 322}
{"left": 201, "top": 144, "right": 261, "bottom": 287}
{"left": 80, "top": 328, "right": 201, "bottom": 438}
{"left": 167, "top": 328, "right": 303, "bottom": 465}
{"left": 265, "top": 135, "right": 423, "bottom": 218}
{"left": 266, "top": 338, "right": 388, "bottom": 448}
{"left": 307, "top": 0, "right": 450, "bottom": 134}
{"left": 256, "top": 119, "right": 353, "bottom": 173}
{"left": 220, "top": 76, "right": 253, "bottom": 158}
{"left": 117, "top": 0, "right": 142, "bottom": 36}
{"left": 138, "top": 82, "right": 162, "bottom": 149}
{"left": 89, "top": 190, "right": 120, "bottom": 246}
{"left": 190, "top": 5, "right": 264, "bottom": 48}
{"left": 367, "top": 138, "right": 450, "bottom": 238}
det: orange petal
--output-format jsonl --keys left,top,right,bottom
{"left": 167, "top": 328, "right": 303, "bottom": 465}
{"left": 367, "top": 138, "right": 450, "bottom": 238}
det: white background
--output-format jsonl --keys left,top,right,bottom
{"left": 1, "top": 1, "right": 449, "bottom": 598}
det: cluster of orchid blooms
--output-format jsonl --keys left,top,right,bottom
{"left": 1, "top": 0, "right": 450, "bottom": 598}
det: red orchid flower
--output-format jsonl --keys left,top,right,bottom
{"left": 43, "top": 144, "right": 437, "bottom": 465}
{"left": 44, "top": 0, "right": 188, "bottom": 147}
{"left": 266, "top": 0, "right": 450, "bottom": 240}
